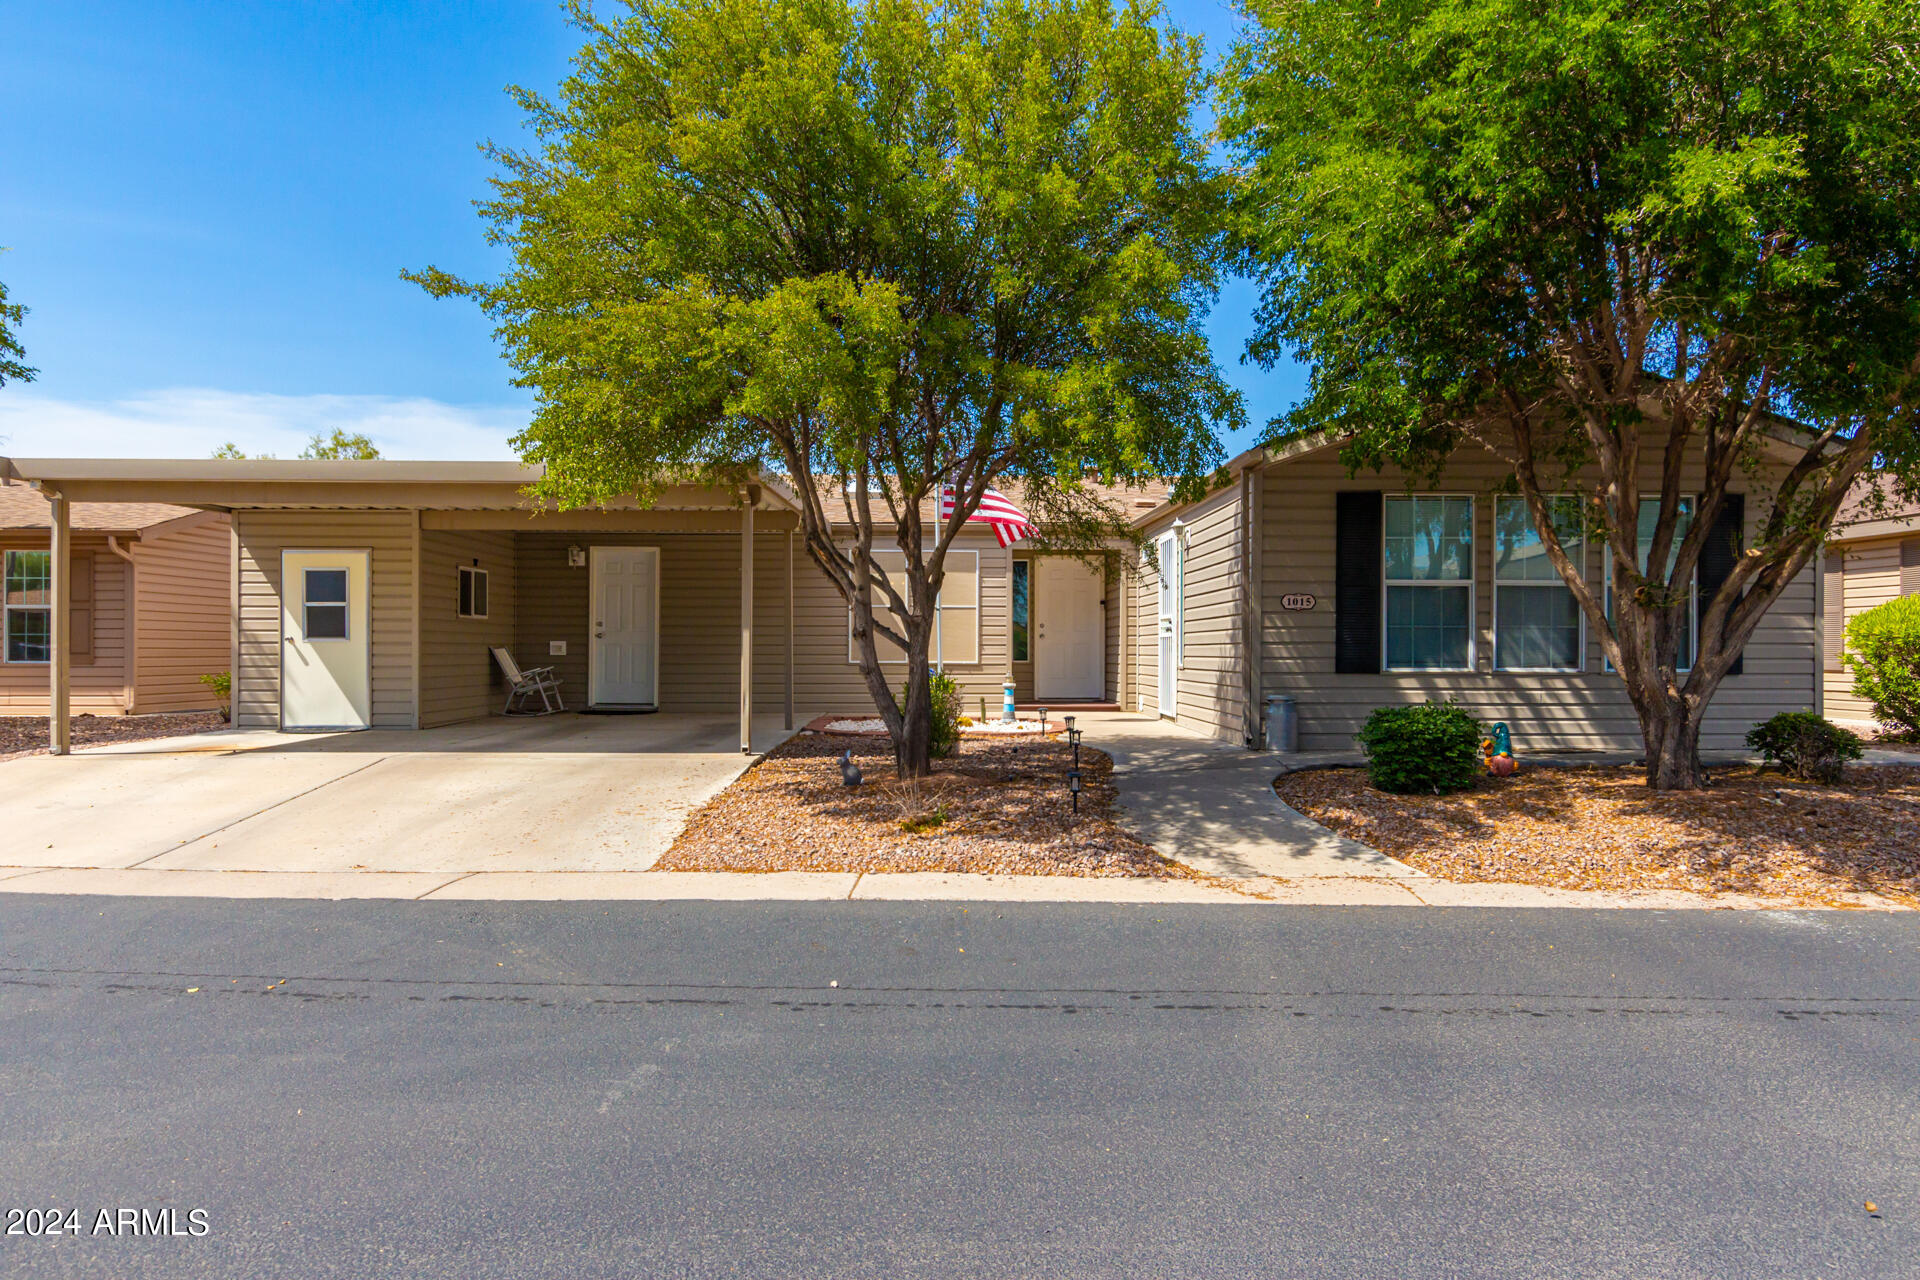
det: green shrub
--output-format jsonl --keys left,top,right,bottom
{"left": 199, "top": 671, "right": 232, "bottom": 722}
{"left": 926, "top": 670, "right": 964, "bottom": 759}
{"left": 1843, "top": 594, "right": 1920, "bottom": 738}
{"left": 1745, "top": 711, "right": 1863, "bottom": 783}
{"left": 1357, "top": 701, "right": 1483, "bottom": 794}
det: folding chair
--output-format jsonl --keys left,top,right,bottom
{"left": 491, "top": 646, "right": 566, "bottom": 716}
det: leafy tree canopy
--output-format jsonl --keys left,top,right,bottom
{"left": 0, "top": 267, "right": 35, "bottom": 387}
{"left": 1223, "top": 0, "right": 1920, "bottom": 786}
{"left": 412, "top": 0, "right": 1239, "bottom": 772}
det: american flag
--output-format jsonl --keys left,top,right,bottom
{"left": 938, "top": 484, "right": 1033, "bottom": 547}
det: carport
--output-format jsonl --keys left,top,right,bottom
{"left": 0, "top": 457, "right": 809, "bottom": 757}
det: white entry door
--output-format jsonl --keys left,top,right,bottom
{"left": 590, "top": 546, "right": 659, "bottom": 707}
{"left": 281, "top": 549, "right": 371, "bottom": 730}
{"left": 1156, "top": 532, "right": 1180, "bottom": 716}
{"left": 1034, "top": 557, "right": 1105, "bottom": 700}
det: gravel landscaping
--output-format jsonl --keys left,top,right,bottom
{"left": 1276, "top": 764, "right": 1920, "bottom": 907}
{"left": 0, "top": 711, "right": 226, "bottom": 762}
{"left": 658, "top": 731, "right": 1197, "bottom": 878}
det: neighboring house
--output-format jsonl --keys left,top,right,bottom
{"left": 1130, "top": 431, "right": 1823, "bottom": 753}
{"left": 1822, "top": 489, "right": 1920, "bottom": 733}
{"left": 0, "top": 460, "right": 1154, "bottom": 748}
{"left": 0, "top": 483, "right": 229, "bottom": 716}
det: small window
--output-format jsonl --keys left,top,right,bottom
{"left": 1011, "top": 560, "right": 1030, "bottom": 662}
{"left": 458, "top": 566, "right": 489, "bottom": 619}
{"left": 1383, "top": 496, "right": 1474, "bottom": 670}
{"left": 1495, "top": 496, "right": 1584, "bottom": 671}
{"left": 303, "top": 568, "right": 349, "bottom": 641}
{"left": 4, "top": 550, "right": 52, "bottom": 663}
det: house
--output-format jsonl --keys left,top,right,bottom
{"left": 0, "top": 459, "right": 1152, "bottom": 753}
{"left": 1128, "top": 431, "right": 1825, "bottom": 753}
{"left": 0, "top": 482, "right": 228, "bottom": 718}
{"left": 1823, "top": 489, "right": 1920, "bottom": 733}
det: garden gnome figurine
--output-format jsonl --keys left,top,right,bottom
{"left": 839, "top": 749, "right": 863, "bottom": 787}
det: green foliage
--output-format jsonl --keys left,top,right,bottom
{"left": 926, "top": 670, "right": 964, "bottom": 759}
{"left": 1844, "top": 594, "right": 1920, "bottom": 737}
{"left": 299, "top": 429, "right": 381, "bottom": 460}
{"left": 899, "top": 806, "right": 949, "bottom": 834}
{"left": 210, "top": 443, "right": 276, "bottom": 460}
{"left": 409, "top": 0, "right": 1239, "bottom": 772}
{"left": 1745, "top": 711, "right": 1863, "bottom": 782}
{"left": 199, "top": 671, "right": 232, "bottom": 722}
{"left": 1357, "top": 701, "right": 1484, "bottom": 795}
{"left": 1222, "top": 0, "right": 1920, "bottom": 789}
{"left": 0, "top": 269, "right": 35, "bottom": 386}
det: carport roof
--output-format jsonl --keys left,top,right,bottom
{"left": 0, "top": 457, "right": 804, "bottom": 514}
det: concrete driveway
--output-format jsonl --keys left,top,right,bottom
{"left": 2, "top": 714, "right": 800, "bottom": 885}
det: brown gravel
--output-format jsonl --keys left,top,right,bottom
{"left": 0, "top": 711, "right": 226, "bottom": 762}
{"left": 659, "top": 732, "right": 1197, "bottom": 878}
{"left": 1276, "top": 765, "right": 1920, "bottom": 907}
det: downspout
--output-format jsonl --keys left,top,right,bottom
{"left": 1240, "top": 465, "right": 1260, "bottom": 748}
{"left": 107, "top": 535, "right": 137, "bottom": 713}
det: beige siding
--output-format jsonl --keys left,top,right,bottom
{"left": 1133, "top": 482, "right": 1250, "bottom": 743}
{"left": 509, "top": 529, "right": 1014, "bottom": 718}
{"left": 233, "top": 510, "right": 417, "bottom": 728}
{"left": 419, "top": 530, "right": 517, "bottom": 727}
{"left": 130, "top": 517, "right": 231, "bottom": 713}
{"left": 1824, "top": 534, "right": 1910, "bottom": 727}
{"left": 0, "top": 532, "right": 130, "bottom": 715}
{"left": 1235, "top": 443, "right": 1817, "bottom": 752}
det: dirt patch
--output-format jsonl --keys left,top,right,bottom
{"left": 1275, "top": 764, "right": 1920, "bottom": 907}
{"left": 659, "top": 731, "right": 1197, "bottom": 878}
{"left": 0, "top": 711, "right": 226, "bottom": 763}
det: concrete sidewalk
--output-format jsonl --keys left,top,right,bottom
{"left": 1081, "top": 711, "right": 1425, "bottom": 881}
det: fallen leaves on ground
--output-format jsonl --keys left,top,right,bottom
{"left": 659, "top": 732, "right": 1196, "bottom": 878}
{"left": 1275, "top": 764, "right": 1920, "bottom": 907}
{"left": 0, "top": 711, "right": 225, "bottom": 762}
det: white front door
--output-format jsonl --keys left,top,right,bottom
{"left": 590, "top": 546, "right": 659, "bottom": 707}
{"left": 1034, "top": 556, "right": 1105, "bottom": 700}
{"left": 281, "top": 549, "right": 371, "bottom": 730}
{"left": 1156, "top": 532, "right": 1180, "bottom": 716}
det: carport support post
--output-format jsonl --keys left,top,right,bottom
{"left": 48, "top": 490, "right": 71, "bottom": 756}
{"left": 739, "top": 490, "right": 755, "bottom": 754}
{"left": 784, "top": 529, "right": 794, "bottom": 731}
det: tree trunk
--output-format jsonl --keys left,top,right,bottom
{"left": 895, "top": 666, "right": 933, "bottom": 779}
{"left": 1641, "top": 694, "right": 1710, "bottom": 790}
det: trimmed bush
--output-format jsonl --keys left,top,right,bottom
{"left": 928, "top": 670, "right": 964, "bottom": 759}
{"left": 1357, "top": 701, "right": 1483, "bottom": 794}
{"left": 1745, "top": 711, "right": 1863, "bottom": 783}
{"left": 1844, "top": 594, "right": 1920, "bottom": 738}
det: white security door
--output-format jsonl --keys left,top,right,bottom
{"left": 281, "top": 549, "right": 371, "bottom": 730}
{"left": 1156, "top": 532, "right": 1180, "bottom": 716}
{"left": 590, "top": 546, "right": 659, "bottom": 707}
{"left": 1034, "top": 557, "right": 1105, "bottom": 700}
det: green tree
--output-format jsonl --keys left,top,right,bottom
{"left": 411, "top": 0, "right": 1238, "bottom": 775}
{"left": 299, "top": 429, "right": 381, "bottom": 460}
{"left": 0, "top": 269, "right": 35, "bottom": 387}
{"left": 211, "top": 443, "right": 265, "bottom": 459}
{"left": 1223, "top": 0, "right": 1920, "bottom": 789}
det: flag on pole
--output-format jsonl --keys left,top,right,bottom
{"left": 939, "top": 485, "right": 1034, "bottom": 547}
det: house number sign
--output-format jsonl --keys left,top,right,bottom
{"left": 1280, "top": 593, "right": 1316, "bottom": 611}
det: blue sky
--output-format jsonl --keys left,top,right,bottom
{"left": 0, "top": 0, "right": 1301, "bottom": 461}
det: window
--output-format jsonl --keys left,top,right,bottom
{"left": 302, "top": 568, "right": 350, "bottom": 641}
{"left": 457, "top": 565, "right": 489, "bottom": 619}
{"left": 847, "top": 549, "right": 979, "bottom": 665}
{"left": 1607, "top": 497, "right": 1695, "bottom": 670}
{"left": 4, "top": 550, "right": 51, "bottom": 664}
{"left": 1383, "top": 496, "right": 1474, "bottom": 670}
{"left": 1495, "top": 496, "right": 1584, "bottom": 671}
{"left": 1011, "top": 560, "right": 1030, "bottom": 662}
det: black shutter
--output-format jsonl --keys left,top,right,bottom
{"left": 1335, "top": 490, "right": 1382, "bottom": 674}
{"left": 1698, "top": 493, "right": 1744, "bottom": 677}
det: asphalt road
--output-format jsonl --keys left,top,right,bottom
{"left": 0, "top": 897, "right": 1914, "bottom": 1279}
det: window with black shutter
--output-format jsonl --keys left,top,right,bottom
{"left": 1335, "top": 491, "right": 1382, "bottom": 674}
